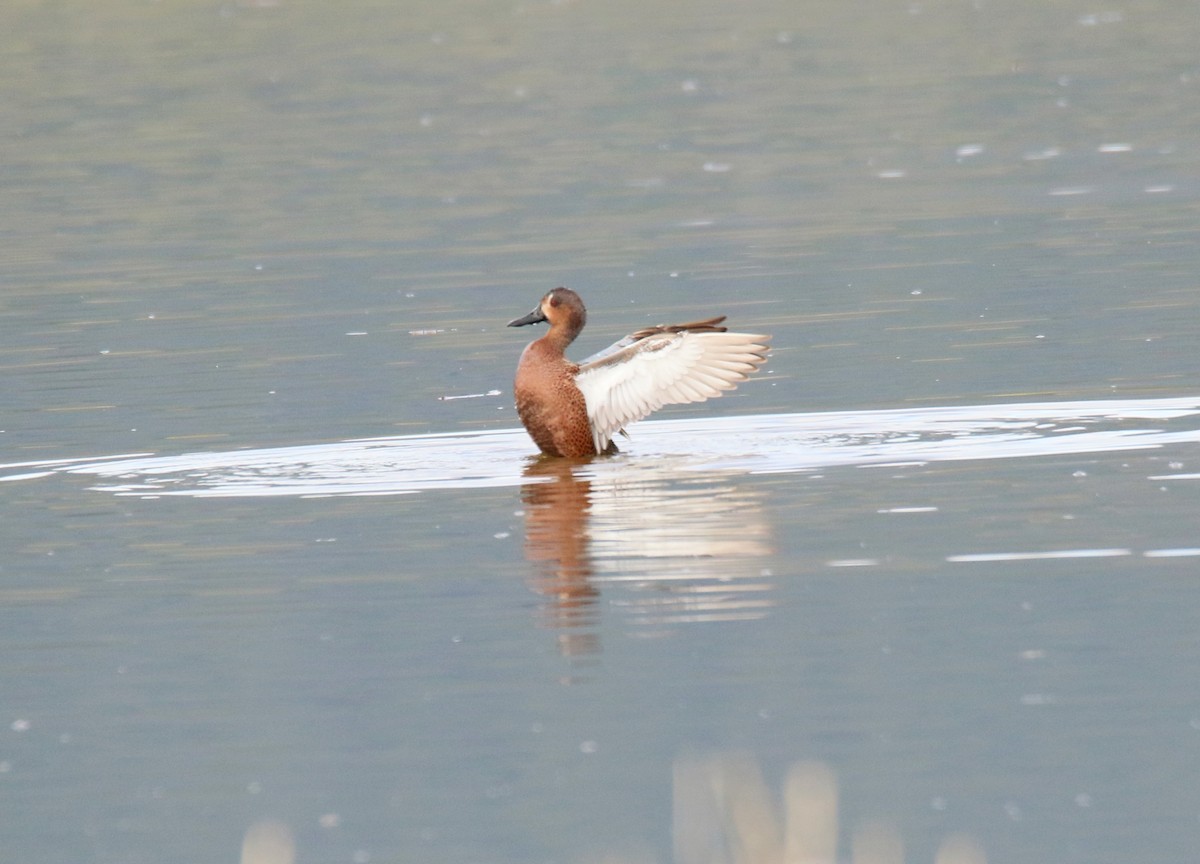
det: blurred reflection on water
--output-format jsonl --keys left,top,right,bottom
{"left": 240, "top": 820, "right": 295, "bottom": 864}
{"left": 521, "top": 459, "right": 773, "bottom": 657}
{"left": 671, "top": 752, "right": 985, "bottom": 864}
{"left": 235, "top": 754, "right": 987, "bottom": 864}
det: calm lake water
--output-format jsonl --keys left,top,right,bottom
{"left": 3, "top": 2, "right": 1200, "bottom": 863}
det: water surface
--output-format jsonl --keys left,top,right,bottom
{"left": 3, "top": 2, "right": 1200, "bottom": 863}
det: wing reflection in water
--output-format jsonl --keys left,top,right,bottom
{"left": 520, "top": 459, "right": 775, "bottom": 657}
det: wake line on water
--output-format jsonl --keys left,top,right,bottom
{"left": 2, "top": 395, "right": 1199, "bottom": 498}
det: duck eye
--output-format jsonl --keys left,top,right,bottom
{"left": 548, "top": 296, "right": 560, "bottom": 308}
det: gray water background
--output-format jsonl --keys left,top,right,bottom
{"left": 3, "top": 2, "right": 1200, "bottom": 862}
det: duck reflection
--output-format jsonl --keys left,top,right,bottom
{"left": 519, "top": 458, "right": 775, "bottom": 656}
{"left": 520, "top": 458, "right": 603, "bottom": 657}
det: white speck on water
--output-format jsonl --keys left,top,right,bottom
{"left": 345, "top": 331, "right": 368, "bottom": 337}
{"left": 1072, "top": 470, "right": 1087, "bottom": 478}
{"left": 580, "top": 740, "right": 599, "bottom": 754}
{"left": 1145, "top": 184, "right": 1174, "bottom": 193}
{"left": 318, "top": 813, "right": 341, "bottom": 829}
{"left": 1098, "top": 142, "right": 1132, "bottom": 153}
{"left": 955, "top": 143, "right": 984, "bottom": 159}
{"left": 877, "top": 169, "right": 906, "bottom": 179}
{"left": 1079, "top": 11, "right": 1122, "bottom": 25}
{"left": 702, "top": 161, "right": 731, "bottom": 173}
{"left": 669, "top": 271, "right": 679, "bottom": 278}
{"left": 1144, "top": 548, "right": 1200, "bottom": 558}
{"left": 11, "top": 719, "right": 30, "bottom": 732}
{"left": 827, "top": 558, "right": 880, "bottom": 567}
{"left": 493, "top": 532, "right": 510, "bottom": 540}
{"left": 680, "top": 79, "right": 699, "bottom": 92}
{"left": 1024, "top": 146, "right": 1061, "bottom": 161}
{"left": 1049, "top": 186, "right": 1094, "bottom": 196}
{"left": 439, "top": 391, "right": 495, "bottom": 401}
{"left": 1020, "top": 693, "right": 1055, "bottom": 706}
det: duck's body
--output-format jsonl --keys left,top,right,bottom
{"left": 508, "top": 287, "right": 770, "bottom": 457}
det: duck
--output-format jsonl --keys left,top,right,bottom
{"left": 508, "top": 287, "right": 770, "bottom": 457}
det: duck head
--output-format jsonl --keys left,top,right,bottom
{"left": 508, "top": 287, "right": 587, "bottom": 337}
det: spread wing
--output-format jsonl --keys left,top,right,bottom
{"left": 575, "top": 328, "right": 770, "bottom": 454}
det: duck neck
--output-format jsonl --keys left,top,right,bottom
{"left": 543, "top": 318, "right": 584, "bottom": 353}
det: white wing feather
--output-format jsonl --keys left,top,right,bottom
{"left": 575, "top": 330, "right": 770, "bottom": 453}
